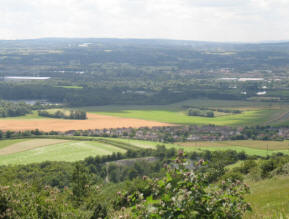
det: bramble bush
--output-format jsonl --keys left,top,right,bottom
{"left": 116, "top": 151, "right": 251, "bottom": 218}
{"left": 0, "top": 183, "right": 91, "bottom": 219}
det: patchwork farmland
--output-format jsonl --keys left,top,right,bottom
{"left": 1, "top": 137, "right": 289, "bottom": 165}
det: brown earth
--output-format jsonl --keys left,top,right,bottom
{"left": 0, "top": 113, "right": 172, "bottom": 132}
{"left": 0, "top": 139, "right": 70, "bottom": 155}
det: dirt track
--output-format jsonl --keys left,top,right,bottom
{"left": 0, "top": 113, "right": 172, "bottom": 132}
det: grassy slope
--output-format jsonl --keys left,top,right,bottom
{"left": 244, "top": 176, "right": 289, "bottom": 218}
{"left": 0, "top": 141, "right": 125, "bottom": 165}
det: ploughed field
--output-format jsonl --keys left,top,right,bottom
{"left": 0, "top": 113, "right": 172, "bottom": 132}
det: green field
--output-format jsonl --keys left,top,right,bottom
{"left": 179, "top": 140, "right": 289, "bottom": 151}
{"left": 81, "top": 99, "right": 289, "bottom": 126}
{"left": 1, "top": 99, "right": 289, "bottom": 126}
{"left": 244, "top": 176, "right": 289, "bottom": 218}
{"left": 0, "top": 139, "right": 125, "bottom": 165}
{"left": 1, "top": 137, "right": 289, "bottom": 165}
{"left": 0, "top": 139, "right": 30, "bottom": 149}
{"left": 105, "top": 138, "right": 289, "bottom": 156}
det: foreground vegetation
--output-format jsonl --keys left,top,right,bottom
{"left": 0, "top": 145, "right": 288, "bottom": 218}
{"left": 245, "top": 176, "right": 289, "bottom": 218}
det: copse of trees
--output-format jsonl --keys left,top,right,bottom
{"left": 184, "top": 106, "right": 241, "bottom": 115}
{"left": 0, "top": 100, "right": 32, "bottom": 117}
{"left": 38, "top": 110, "right": 87, "bottom": 120}
{"left": 187, "top": 108, "right": 214, "bottom": 117}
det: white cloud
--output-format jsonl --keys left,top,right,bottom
{"left": 0, "top": 0, "right": 288, "bottom": 41}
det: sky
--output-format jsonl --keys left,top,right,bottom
{"left": 1, "top": 0, "right": 289, "bottom": 42}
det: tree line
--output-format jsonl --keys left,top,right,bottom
{"left": 38, "top": 110, "right": 87, "bottom": 120}
{"left": 187, "top": 108, "right": 214, "bottom": 117}
{"left": 0, "top": 100, "right": 32, "bottom": 117}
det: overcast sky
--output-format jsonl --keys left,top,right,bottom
{"left": 1, "top": 0, "right": 289, "bottom": 42}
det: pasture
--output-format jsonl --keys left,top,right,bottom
{"left": 0, "top": 139, "right": 69, "bottom": 155}
{"left": 82, "top": 99, "right": 289, "bottom": 127}
{"left": 0, "top": 138, "right": 125, "bottom": 165}
{"left": 0, "top": 139, "right": 30, "bottom": 150}
{"left": 179, "top": 140, "right": 289, "bottom": 151}
{"left": 1, "top": 137, "right": 289, "bottom": 165}
{"left": 104, "top": 138, "right": 289, "bottom": 156}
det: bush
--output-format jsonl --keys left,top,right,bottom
{"left": 222, "top": 171, "right": 244, "bottom": 182}
{"left": 240, "top": 160, "right": 257, "bottom": 174}
{"left": 116, "top": 151, "right": 251, "bottom": 218}
{"left": 271, "top": 162, "right": 289, "bottom": 176}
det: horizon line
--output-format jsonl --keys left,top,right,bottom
{"left": 1, "top": 37, "right": 289, "bottom": 44}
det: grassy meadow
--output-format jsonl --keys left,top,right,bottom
{"left": 179, "top": 140, "right": 289, "bottom": 151}
{"left": 244, "top": 176, "right": 289, "bottom": 218}
{"left": 2, "top": 137, "right": 289, "bottom": 165}
{"left": 1, "top": 98, "right": 289, "bottom": 127}
{"left": 82, "top": 99, "right": 289, "bottom": 127}
{"left": 0, "top": 139, "right": 30, "bottom": 149}
{"left": 0, "top": 139, "right": 125, "bottom": 165}
{"left": 105, "top": 138, "right": 289, "bottom": 156}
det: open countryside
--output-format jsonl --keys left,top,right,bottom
{"left": 1, "top": 37, "right": 289, "bottom": 218}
